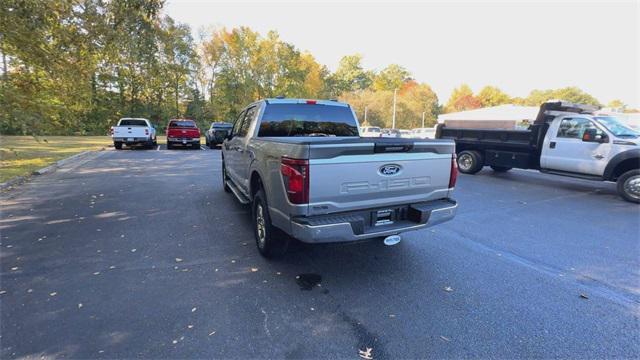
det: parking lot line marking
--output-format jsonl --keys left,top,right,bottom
{"left": 156, "top": 145, "right": 160, "bottom": 151}
{"left": 200, "top": 145, "right": 206, "bottom": 150}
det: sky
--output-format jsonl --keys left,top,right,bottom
{"left": 165, "top": 0, "right": 639, "bottom": 108}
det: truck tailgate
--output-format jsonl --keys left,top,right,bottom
{"left": 307, "top": 139, "right": 454, "bottom": 215}
{"left": 114, "top": 127, "right": 148, "bottom": 138}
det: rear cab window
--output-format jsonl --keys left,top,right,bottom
{"left": 211, "top": 123, "right": 232, "bottom": 130}
{"left": 119, "top": 119, "right": 148, "bottom": 126}
{"left": 169, "top": 120, "right": 197, "bottom": 128}
{"left": 258, "top": 103, "right": 359, "bottom": 137}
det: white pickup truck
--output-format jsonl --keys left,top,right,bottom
{"left": 437, "top": 101, "right": 640, "bottom": 203}
{"left": 111, "top": 118, "right": 157, "bottom": 150}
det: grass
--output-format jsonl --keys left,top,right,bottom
{"left": 0, "top": 135, "right": 210, "bottom": 183}
{"left": 0, "top": 136, "right": 112, "bottom": 182}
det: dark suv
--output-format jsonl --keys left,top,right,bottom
{"left": 205, "top": 122, "right": 233, "bottom": 149}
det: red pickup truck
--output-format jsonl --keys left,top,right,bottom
{"left": 166, "top": 119, "right": 201, "bottom": 149}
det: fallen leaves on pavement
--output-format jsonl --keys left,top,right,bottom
{"left": 359, "top": 347, "right": 373, "bottom": 360}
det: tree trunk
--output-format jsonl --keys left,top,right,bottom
{"left": 1, "top": 32, "right": 7, "bottom": 84}
{"left": 175, "top": 76, "right": 179, "bottom": 117}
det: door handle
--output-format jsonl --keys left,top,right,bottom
{"left": 593, "top": 154, "right": 604, "bottom": 160}
{"left": 549, "top": 141, "right": 556, "bottom": 149}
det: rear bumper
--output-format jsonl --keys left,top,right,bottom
{"left": 113, "top": 137, "right": 152, "bottom": 144}
{"left": 289, "top": 198, "right": 457, "bottom": 243}
{"left": 168, "top": 138, "right": 200, "bottom": 145}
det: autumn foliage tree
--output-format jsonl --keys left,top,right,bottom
{"left": 0, "top": 0, "right": 609, "bottom": 135}
{"left": 445, "top": 84, "right": 482, "bottom": 113}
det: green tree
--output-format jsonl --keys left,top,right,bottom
{"left": 372, "top": 64, "right": 411, "bottom": 91}
{"left": 477, "top": 86, "right": 511, "bottom": 107}
{"left": 607, "top": 99, "right": 626, "bottom": 110}
{"left": 525, "top": 87, "right": 601, "bottom": 107}
{"left": 330, "top": 54, "right": 372, "bottom": 95}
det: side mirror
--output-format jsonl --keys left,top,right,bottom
{"left": 582, "top": 128, "right": 607, "bottom": 143}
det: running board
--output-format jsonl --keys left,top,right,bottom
{"left": 540, "top": 169, "right": 603, "bottom": 181}
{"left": 227, "top": 178, "right": 251, "bottom": 204}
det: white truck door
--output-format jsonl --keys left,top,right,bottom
{"left": 541, "top": 117, "right": 611, "bottom": 176}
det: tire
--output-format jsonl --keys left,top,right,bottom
{"left": 193, "top": 142, "right": 200, "bottom": 149}
{"left": 616, "top": 169, "right": 640, "bottom": 204}
{"left": 167, "top": 142, "right": 173, "bottom": 150}
{"left": 491, "top": 166, "right": 512, "bottom": 172}
{"left": 153, "top": 138, "right": 157, "bottom": 146}
{"left": 114, "top": 142, "right": 122, "bottom": 150}
{"left": 209, "top": 141, "right": 216, "bottom": 149}
{"left": 222, "top": 162, "right": 231, "bottom": 193}
{"left": 252, "top": 188, "right": 288, "bottom": 258}
{"left": 457, "top": 150, "right": 484, "bottom": 174}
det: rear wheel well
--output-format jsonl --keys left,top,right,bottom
{"left": 611, "top": 158, "right": 640, "bottom": 180}
{"left": 250, "top": 172, "right": 263, "bottom": 199}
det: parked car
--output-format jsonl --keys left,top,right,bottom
{"left": 111, "top": 118, "right": 157, "bottom": 150}
{"left": 437, "top": 100, "right": 640, "bottom": 203}
{"left": 399, "top": 129, "right": 412, "bottom": 138}
{"left": 205, "top": 122, "right": 233, "bottom": 149}
{"left": 221, "top": 98, "right": 458, "bottom": 257}
{"left": 381, "top": 128, "right": 401, "bottom": 138}
{"left": 361, "top": 126, "right": 382, "bottom": 137}
{"left": 166, "top": 119, "right": 201, "bottom": 149}
{"left": 411, "top": 127, "right": 436, "bottom": 139}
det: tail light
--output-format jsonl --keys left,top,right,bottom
{"left": 280, "top": 157, "right": 309, "bottom": 204}
{"left": 144, "top": 128, "right": 149, "bottom": 135}
{"left": 449, "top": 154, "right": 458, "bottom": 189}
{"left": 110, "top": 127, "right": 114, "bottom": 136}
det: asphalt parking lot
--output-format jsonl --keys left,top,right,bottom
{"left": 1, "top": 146, "right": 638, "bottom": 359}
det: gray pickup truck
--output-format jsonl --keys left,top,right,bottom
{"left": 222, "top": 98, "right": 458, "bottom": 257}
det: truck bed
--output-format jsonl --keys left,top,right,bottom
{"left": 436, "top": 124, "right": 547, "bottom": 170}
{"left": 437, "top": 127, "right": 537, "bottom": 151}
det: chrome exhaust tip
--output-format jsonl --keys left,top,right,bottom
{"left": 383, "top": 235, "right": 402, "bottom": 246}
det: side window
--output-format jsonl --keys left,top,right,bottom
{"left": 238, "top": 106, "right": 257, "bottom": 137}
{"left": 231, "top": 110, "right": 246, "bottom": 138}
{"left": 556, "top": 118, "right": 596, "bottom": 139}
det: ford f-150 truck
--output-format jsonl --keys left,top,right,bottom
{"left": 111, "top": 118, "right": 157, "bottom": 149}
{"left": 436, "top": 100, "right": 640, "bottom": 203}
{"left": 166, "top": 119, "right": 201, "bottom": 149}
{"left": 221, "top": 98, "right": 458, "bottom": 257}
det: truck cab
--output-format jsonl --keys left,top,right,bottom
{"left": 540, "top": 115, "right": 638, "bottom": 176}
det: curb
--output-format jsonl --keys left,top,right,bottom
{"left": 0, "top": 175, "right": 27, "bottom": 191}
{"left": 1, "top": 149, "right": 105, "bottom": 191}
{"left": 33, "top": 150, "right": 93, "bottom": 175}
